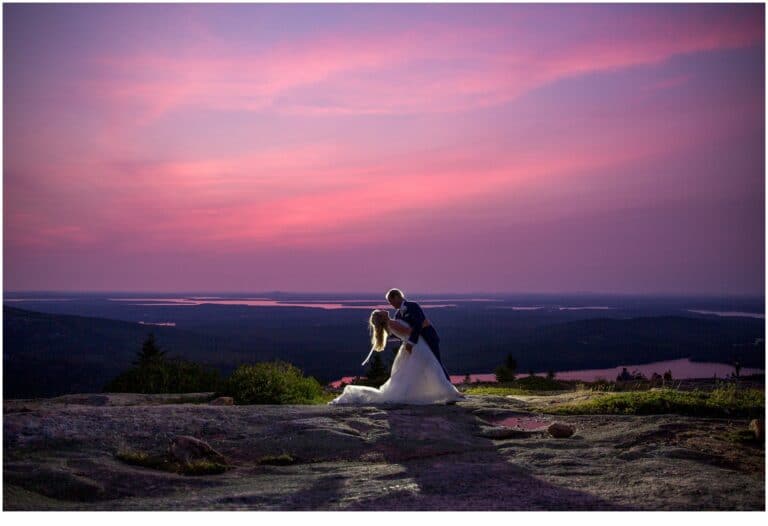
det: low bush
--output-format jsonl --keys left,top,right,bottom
{"left": 222, "top": 361, "right": 325, "bottom": 404}
{"left": 494, "top": 353, "right": 518, "bottom": 382}
{"left": 464, "top": 375, "right": 569, "bottom": 395}
{"left": 105, "top": 358, "right": 222, "bottom": 394}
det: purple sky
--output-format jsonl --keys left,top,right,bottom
{"left": 3, "top": 3, "right": 765, "bottom": 295}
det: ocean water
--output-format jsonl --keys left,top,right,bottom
{"left": 331, "top": 358, "right": 764, "bottom": 388}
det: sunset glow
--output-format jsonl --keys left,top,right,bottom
{"left": 3, "top": 3, "right": 764, "bottom": 294}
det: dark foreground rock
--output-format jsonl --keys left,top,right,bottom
{"left": 3, "top": 393, "right": 764, "bottom": 510}
{"left": 547, "top": 422, "right": 575, "bottom": 438}
{"left": 750, "top": 419, "right": 764, "bottom": 441}
{"left": 167, "top": 435, "right": 228, "bottom": 465}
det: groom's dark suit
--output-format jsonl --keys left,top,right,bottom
{"left": 395, "top": 299, "right": 451, "bottom": 381}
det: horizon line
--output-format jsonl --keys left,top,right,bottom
{"left": 3, "top": 289, "right": 765, "bottom": 299}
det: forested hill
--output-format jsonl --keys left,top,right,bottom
{"left": 3, "top": 305, "right": 764, "bottom": 398}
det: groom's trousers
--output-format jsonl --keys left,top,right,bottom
{"left": 419, "top": 326, "right": 451, "bottom": 381}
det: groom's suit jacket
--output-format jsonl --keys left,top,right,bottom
{"left": 395, "top": 299, "right": 427, "bottom": 347}
{"left": 394, "top": 299, "right": 450, "bottom": 381}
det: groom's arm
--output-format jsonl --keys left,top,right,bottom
{"left": 404, "top": 302, "right": 426, "bottom": 349}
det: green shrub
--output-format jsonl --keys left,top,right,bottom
{"left": 494, "top": 353, "right": 518, "bottom": 382}
{"left": 134, "top": 333, "right": 166, "bottom": 366}
{"left": 105, "top": 358, "right": 222, "bottom": 394}
{"left": 548, "top": 387, "right": 764, "bottom": 418}
{"left": 709, "top": 384, "right": 764, "bottom": 412}
{"left": 105, "top": 333, "right": 221, "bottom": 394}
{"left": 494, "top": 365, "right": 516, "bottom": 383}
{"left": 513, "top": 375, "right": 568, "bottom": 391}
{"left": 222, "top": 361, "right": 324, "bottom": 404}
{"left": 465, "top": 375, "right": 569, "bottom": 396}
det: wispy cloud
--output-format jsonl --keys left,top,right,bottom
{"left": 85, "top": 8, "right": 762, "bottom": 120}
{"left": 4, "top": 3, "right": 763, "bottom": 293}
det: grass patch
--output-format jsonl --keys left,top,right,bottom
{"left": 462, "top": 385, "right": 538, "bottom": 396}
{"left": 724, "top": 429, "right": 760, "bottom": 444}
{"left": 546, "top": 386, "right": 764, "bottom": 418}
{"left": 183, "top": 459, "right": 229, "bottom": 475}
{"left": 514, "top": 376, "right": 570, "bottom": 391}
{"left": 311, "top": 391, "right": 339, "bottom": 404}
{"left": 115, "top": 448, "right": 229, "bottom": 476}
{"left": 257, "top": 453, "right": 296, "bottom": 465}
{"left": 463, "top": 376, "right": 570, "bottom": 396}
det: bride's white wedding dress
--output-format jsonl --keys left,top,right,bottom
{"left": 329, "top": 319, "right": 464, "bottom": 405}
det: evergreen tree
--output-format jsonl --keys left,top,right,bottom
{"left": 494, "top": 353, "right": 517, "bottom": 383}
{"left": 134, "top": 333, "right": 166, "bottom": 366}
{"left": 494, "top": 365, "right": 514, "bottom": 383}
{"left": 365, "top": 352, "right": 389, "bottom": 386}
{"left": 504, "top": 354, "right": 517, "bottom": 372}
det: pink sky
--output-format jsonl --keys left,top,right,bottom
{"left": 3, "top": 3, "right": 765, "bottom": 294}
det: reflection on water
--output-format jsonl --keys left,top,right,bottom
{"left": 279, "top": 298, "right": 501, "bottom": 303}
{"left": 138, "top": 321, "right": 176, "bottom": 327}
{"left": 329, "top": 376, "right": 360, "bottom": 388}
{"left": 558, "top": 306, "right": 613, "bottom": 310}
{"left": 106, "top": 297, "right": 457, "bottom": 310}
{"left": 548, "top": 358, "right": 763, "bottom": 382}
{"left": 5, "top": 298, "right": 73, "bottom": 302}
{"left": 495, "top": 306, "right": 614, "bottom": 311}
{"left": 329, "top": 358, "right": 764, "bottom": 387}
{"left": 130, "top": 303, "right": 198, "bottom": 306}
{"left": 447, "top": 358, "right": 764, "bottom": 384}
{"left": 189, "top": 296, "right": 226, "bottom": 300}
{"left": 688, "top": 309, "right": 764, "bottom": 319}
{"left": 449, "top": 373, "right": 497, "bottom": 384}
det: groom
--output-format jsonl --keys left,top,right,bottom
{"left": 386, "top": 288, "right": 451, "bottom": 381}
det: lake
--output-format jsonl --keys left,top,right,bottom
{"left": 102, "top": 297, "right": 459, "bottom": 309}
{"left": 330, "top": 358, "right": 764, "bottom": 387}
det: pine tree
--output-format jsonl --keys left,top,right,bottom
{"left": 504, "top": 354, "right": 517, "bottom": 373}
{"left": 134, "top": 333, "right": 166, "bottom": 366}
{"left": 366, "top": 352, "right": 388, "bottom": 386}
{"left": 494, "top": 353, "right": 517, "bottom": 383}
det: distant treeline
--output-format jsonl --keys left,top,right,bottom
{"left": 3, "top": 305, "right": 764, "bottom": 398}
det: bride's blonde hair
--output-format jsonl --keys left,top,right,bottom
{"left": 368, "top": 309, "right": 389, "bottom": 352}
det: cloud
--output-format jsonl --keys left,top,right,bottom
{"left": 4, "top": 3, "right": 763, "bottom": 298}
{"left": 84, "top": 7, "right": 762, "bottom": 120}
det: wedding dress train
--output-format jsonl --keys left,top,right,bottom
{"left": 329, "top": 322, "right": 463, "bottom": 405}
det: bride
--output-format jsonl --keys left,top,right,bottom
{"left": 329, "top": 309, "right": 464, "bottom": 405}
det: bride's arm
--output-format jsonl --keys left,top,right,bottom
{"left": 387, "top": 318, "right": 411, "bottom": 335}
{"left": 387, "top": 318, "right": 413, "bottom": 351}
